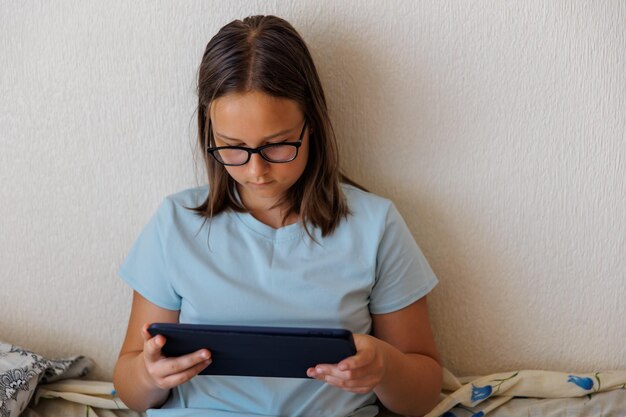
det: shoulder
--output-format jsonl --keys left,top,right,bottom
{"left": 338, "top": 183, "right": 405, "bottom": 238}
{"left": 164, "top": 185, "right": 209, "bottom": 209}
{"left": 150, "top": 185, "right": 210, "bottom": 229}
{"left": 341, "top": 183, "right": 394, "bottom": 218}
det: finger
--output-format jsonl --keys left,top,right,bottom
{"left": 307, "top": 367, "right": 326, "bottom": 381}
{"left": 141, "top": 323, "right": 152, "bottom": 341}
{"left": 337, "top": 348, "right": 375, "bottom": 371}
{"left": 141, "top": 323, "right": 165, "bottom": 354}
{"left": 159, "top": 357, "right": 212, "bottom": 388}
{"left": 143, "top": 333, "right": 167, "bottom": 363}
{"left": 307, "top": 366, "right": 377, "bottom": 393}
{"left": 322, "top": 374, "right": 376, "bottom": 393}
{"left": 151, "top": 349, "right": 211, "bottom": 379}
{"left": 309, "top": 364, "right": 361, "bottom": 382}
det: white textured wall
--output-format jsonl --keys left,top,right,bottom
{"left": 1, "top": 1, "right": 624, "bottom": 380}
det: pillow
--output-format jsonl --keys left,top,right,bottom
{"left": 0, "top": 342, "right": 92, "bottom": 417}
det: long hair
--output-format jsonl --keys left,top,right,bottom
{"left": 192, "top": 15, "right": 363, "bottom": 237}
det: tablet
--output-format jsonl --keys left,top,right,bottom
{"left": 147, "top": 323, "right": 356, "bottom": 378}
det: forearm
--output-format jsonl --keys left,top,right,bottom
{"left": 113, "top": 351, "right": 171, "bottom": 411}
{"left": 374, "top": 342, "right": 442, "bottom": 417}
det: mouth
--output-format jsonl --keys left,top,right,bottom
{"left": 248, "top": 181, "right": 274, "bottom": 187}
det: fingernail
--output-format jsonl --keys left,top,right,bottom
{"left": 200, "top": 351, "right": 209, "bottom": 359}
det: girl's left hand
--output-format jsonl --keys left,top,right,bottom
{"left": 306, "top": 333, "right": 387, "bottom": 394}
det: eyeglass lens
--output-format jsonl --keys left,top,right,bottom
{"left": 214, "top": 145, "right": 298, "bottom": 165}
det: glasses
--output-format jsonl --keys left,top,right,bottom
{"left": 207, "top": 121, "right": 307, "bottom": 166}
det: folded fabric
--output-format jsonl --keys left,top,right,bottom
{"left": 426, "top": 369, "right": 626, "bottom": 417}
{"left": 6, "top": 343, "right": 625, "bottom": 417}
{"left": 33, "top": 379, "right": 128, "bottom": 409}
{"left": 0, "top": 341, "right": 92, "bottom": 417}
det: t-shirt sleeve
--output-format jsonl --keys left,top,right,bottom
{"left": 369, "top": 203, "right": 438, "bottom": 314}
{"left": 118, "top": 200, "right": 182, "bottom": 311}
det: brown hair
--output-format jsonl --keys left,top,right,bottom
{"left": 192, "top": 15, "right": 362, "bottom": 237}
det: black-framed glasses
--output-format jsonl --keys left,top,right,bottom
{"left": 207, "top": 121, "right": 307, "bottom": 166}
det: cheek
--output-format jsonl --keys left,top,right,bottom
{"left": 223, "top": 166, "right": 244, "bottom": 180}
{"left": 300, "top": 144, "right": 310, "bottom": 167}
{"left": 293, "top": 141, "right": 309, "bottom": 172}
{"left": 286, "top": 152, "right": 308, "bottom": 182}
{"left": 297, "top": 156, "right": 309, "bottom": 178}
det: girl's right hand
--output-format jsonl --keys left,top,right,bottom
{"left": 141, "top": 323, "right": 212, "bottom": 390}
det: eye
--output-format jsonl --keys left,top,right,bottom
{"left": 216, "top": 140, "right": 243, "bottom": 147}
{"left": 271, "top": 139, "right": 289, "bottom": 145}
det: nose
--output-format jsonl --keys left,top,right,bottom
{"left": 247, "top": 153, "right": 270, "bottom": 177}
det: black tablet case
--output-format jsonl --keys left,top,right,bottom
{"left": 148, "top": 323, "right": 356, "bottom": 378}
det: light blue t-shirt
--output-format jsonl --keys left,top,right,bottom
{"left": 119, "top": 184, "right": 438, "bottom": 417}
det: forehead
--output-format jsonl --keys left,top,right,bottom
{"left": 211, "top": 91, "right": 303, "bottom": 131}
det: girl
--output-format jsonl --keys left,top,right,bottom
{"left": 113, "top": 15, "right": 442, "bottom": 417}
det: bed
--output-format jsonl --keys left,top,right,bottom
{"left": 2, "top": 341, "right": 625, "bottom": 417}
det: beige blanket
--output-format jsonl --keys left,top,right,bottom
{"left": 22, "top": 368, "right": 626, "bottom": 417}
{"left": 24, "top": 380, "right": 142, "bottom": 417}
{"left": 427, "top": 368, "right": 626, "bottom": 417}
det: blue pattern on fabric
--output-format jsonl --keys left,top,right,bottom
{"left": 568, "top": 375, "right": 594, "bottom": 390}
{"left": 471, "top": 384, "right": 493, "bottom": 402}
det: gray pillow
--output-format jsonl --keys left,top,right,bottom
{"left": 0, "top": 342, "right": 92, "bottom": 417}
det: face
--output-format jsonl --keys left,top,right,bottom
{"left": 210, "top": 90, "right": 309, "bottom": 211}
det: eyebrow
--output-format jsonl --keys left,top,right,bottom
{"left": 214, "top": 127, "right": 297, "bottom": 143}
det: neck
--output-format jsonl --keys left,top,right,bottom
{"left": 249, "top": 208, "right": 299, "bottom": 229}
{"left": 237, "top": 186, "right": 298, "bottom": 229}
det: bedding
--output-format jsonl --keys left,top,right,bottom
{"left": 0, "top": 341, "right": 92, "bottom": 417}
{"left": 3, "top": 340, "right": 625, "bottom": 416}
{"left": 426, "top": 368, "right": 626, "bottom": 417}
{"left": 21, "top": 374, "right": 626, "bottom": 417}
{"left": 23, "top": 379, "right": 141, "bottom": 417}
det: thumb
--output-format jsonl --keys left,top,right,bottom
{"left": 142, "top": 323, "right": 165, "bottom": 361}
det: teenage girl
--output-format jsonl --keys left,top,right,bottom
{"left": 113, "top": 15, "right": 442, "bottom": 417}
